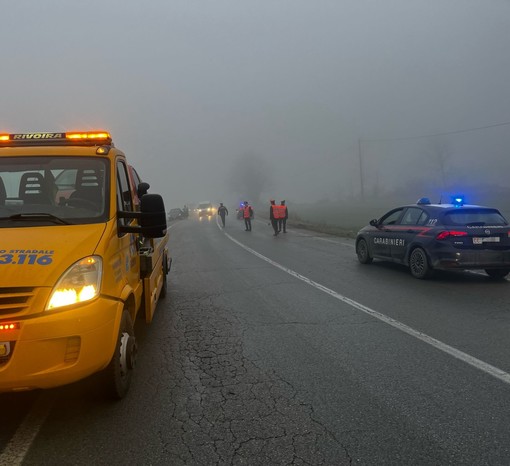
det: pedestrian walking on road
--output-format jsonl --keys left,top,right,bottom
{"left": 243, "top": 201, "right": 253, "bottom": 231}
{"left": 217, "top": 203, "right": 228, "bottom": 227}
{"left": 278, "top": 200, "right": 288, "bottom": 233}
{"left": 269, "top": 200, "right": 279, "bottom": 236}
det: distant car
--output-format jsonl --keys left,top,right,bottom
{"left": 197, "top": 202, "right": 214, "bottom": 218}
{"left": 168, "top": 208, "right": 184, "bottom": 220}
{"left": 355, "top": 196, "right": 510, "bottom": 279}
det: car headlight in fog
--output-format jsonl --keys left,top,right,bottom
{"left": 46, "top": 256, "right": 102, "bottom": 310}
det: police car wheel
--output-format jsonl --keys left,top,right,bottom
{"left": 485, "top": 269, "right": 510, "bottom": 280}
{"left": 356, "top": 239, "right": 372, "bottom": 264}
{"left": 409, "top": 247, "right": 432, "bottom": 279}
{"left": 102, "top": 309, "right": 135, "bottom": 399}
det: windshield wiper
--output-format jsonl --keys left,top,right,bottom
{"left": 3, "top": 213, "right": 72, "bottom": 225}
{"left": 465, "top": 222, "right": 486, "bottom": 226}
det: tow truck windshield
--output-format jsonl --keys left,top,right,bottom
{"left": 0, "top": 156, "right": 109, "bottom": 225}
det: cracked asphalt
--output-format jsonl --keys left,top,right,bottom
{"left": 160, "top": 290, "right": 350, "bottom": 465}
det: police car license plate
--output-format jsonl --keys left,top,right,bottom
{"left": 473, "top": 237, "right": 500, "bottom": 244}
{"left": 0, "top": 341, "right": 11, "bottom": 357}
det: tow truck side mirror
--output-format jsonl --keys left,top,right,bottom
{"left": 118, "top": 194, "right": 167, "bottom": 238}
{"left": 140, "top": 194, "right": 167, "bottom": 237}
{"left": 137, "top": 182, "right": 150, "bottom": 199}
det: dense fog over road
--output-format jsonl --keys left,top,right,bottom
{"left": 2, "top": 0, "right": 510, "bottom": 214}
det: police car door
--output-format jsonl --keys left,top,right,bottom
{"left": 372, "top": 208, "right": 405, "bottom": 259}
{"left": 392, "top": 207, "right": 429, "bottom": 262}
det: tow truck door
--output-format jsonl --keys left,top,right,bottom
{"left": 116, "top": 160, "right": 142, "bottom": 297}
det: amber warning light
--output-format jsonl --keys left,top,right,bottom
{"left": 0, "top": 322, "right": 20, "bottom": 331}
{"left": 66, "top": 131, "right": 111, "bottom": 141}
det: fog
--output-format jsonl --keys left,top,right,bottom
{"left": 2, "top": 0, "right": 510, "bottom": 221}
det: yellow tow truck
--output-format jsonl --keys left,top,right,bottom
{"left": 0, "top": 131, "right": 170, "bottom": 398}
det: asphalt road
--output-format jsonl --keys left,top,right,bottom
{"left": 2, "top": 215, "right": 510, "bottom": 465}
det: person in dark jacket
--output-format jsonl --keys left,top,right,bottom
{"left": 278, "top": 200, "right": 288, "bottom": 233}
{"left": 269, "top": 199, "right": 279, "bottom": 236}
{"left": 217, "top": 203, "right": 228, "bottom": 227}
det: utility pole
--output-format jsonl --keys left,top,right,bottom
{"left": 358, "top": 138, "right": 364, "bottom": 201}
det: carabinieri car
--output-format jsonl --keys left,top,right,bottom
{"left": 355, "top": 197, "right": 510, "bottom": 279}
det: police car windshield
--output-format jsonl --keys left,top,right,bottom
{"left": 0, "top": 156, "right": 109, "bottom": 226}
{"left": 443, "top": 209, "right": 507, "bottom": 227}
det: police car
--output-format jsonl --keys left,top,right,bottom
{"left": 355, "top": 196, "right": 510, "bottom": 279}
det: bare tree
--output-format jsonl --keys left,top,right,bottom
{"left": 228, "top": 152, "right": 273, "bottom": 204}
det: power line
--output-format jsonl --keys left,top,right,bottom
{"left": 361, "top": 120, "right": 510, "bottom": 143}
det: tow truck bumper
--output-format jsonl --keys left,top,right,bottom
{"left": 0, "top": 297, "right": 122, "bottom": 392}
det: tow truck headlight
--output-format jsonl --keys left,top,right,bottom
{"left": 46, "top": 256, "right": 102, "bottom": 310}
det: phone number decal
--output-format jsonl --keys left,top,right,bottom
{"left": 0, "top": 250, "right": 54, "bottom": 266}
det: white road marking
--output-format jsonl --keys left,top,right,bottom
{"left": 0, "top": 392, "right": 54, "bottom": 466}
{"left": 220, "top": 226, "right": 510, "bottom": 386}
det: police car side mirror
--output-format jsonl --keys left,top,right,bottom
{"left": 369, "top": 219, "right": 379, "bottom": 227}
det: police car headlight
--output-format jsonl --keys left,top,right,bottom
{"left": 46, "top": 256, "right": 102, "bottom": 310}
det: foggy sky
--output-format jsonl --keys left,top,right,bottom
{"left": 2, "top": 0, "right": 510, "bottom": 209}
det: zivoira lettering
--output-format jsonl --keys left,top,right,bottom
{"left": 12, "top": 133, "right": 63, "bottom": 140}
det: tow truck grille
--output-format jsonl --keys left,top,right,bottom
{"left": 0, "top": 288, "right": 35, "bottom": 316}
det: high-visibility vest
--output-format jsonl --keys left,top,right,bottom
{"left": 274, "top": 205, "right": 286, "bottom": 219}
{"left": 243, "top": 206, "right": 251, "bottom": 218}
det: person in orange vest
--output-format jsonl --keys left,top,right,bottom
{"left": 243, "top": 201, "right": 253, "bottom": 231}
{"left": 269, "top": 199, "right": 280, "bottom": 236}
{"left": 278, "top": 200, "right": 288, "bottom": 233}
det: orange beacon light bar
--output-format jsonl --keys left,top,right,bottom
{"left": 66, "top": 131, "right": 111, "bottom": 141}
{"left": 0, "top": 131, "right": 112, "bottom": 145}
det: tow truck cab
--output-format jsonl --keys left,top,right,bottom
{"left": 0, "top": 131, "right": 170, "bottom": 398}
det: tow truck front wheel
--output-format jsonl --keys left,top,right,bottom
{"left": 102, "top": 309, "right": 136, "bottom": 399}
